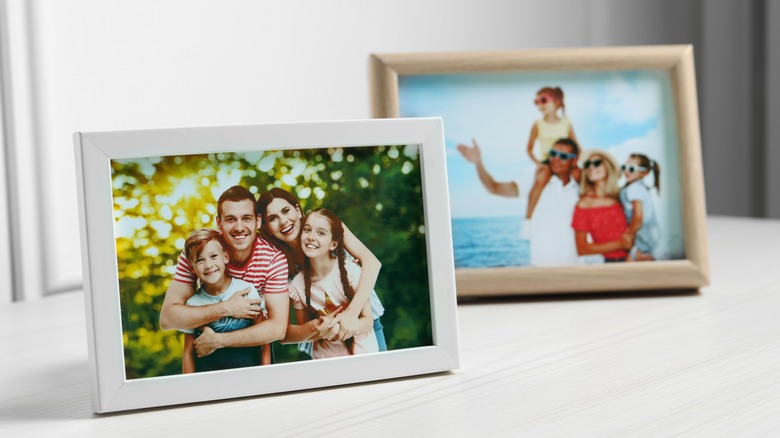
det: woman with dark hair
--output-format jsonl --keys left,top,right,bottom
{"left": 256, "top": 188, "right": 388, "bottom": 351}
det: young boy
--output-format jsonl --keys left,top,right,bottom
{"left": 180, "top": 229, "right": 270, "bottom": 373}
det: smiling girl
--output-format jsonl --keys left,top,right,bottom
{"left": 256, "top": 188, "right": 387, "bottom": 351}
{"left": 281, "top": 209, "right": 378, "bottom": 358}
{"left": 620, "top": 153, "right": 661, "bottom": 261}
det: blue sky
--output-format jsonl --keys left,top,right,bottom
{"left": 399, "top": 69, "right": 683, "bottom": 241}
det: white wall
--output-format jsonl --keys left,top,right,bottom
{"left": 5, "top": 0, "right": 595, "bottom": 300}
{"left": 1, "top": 0, "right": 775, "bottom": 300}
{"left": 0, "top": 31, "right": 12, "bottom": 303}
{"left": 1, "top": 0, "right": 39, "bottom": 302}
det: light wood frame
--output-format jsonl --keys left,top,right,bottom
{"left": 370, "top": 45, "right": 709, "bottom": 297}
{"left": 74, "top": 118, "right": 459, "bottom": 412}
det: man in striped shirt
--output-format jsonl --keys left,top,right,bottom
{"left": 160, "top": 186, "right": 289, "bottom": 359}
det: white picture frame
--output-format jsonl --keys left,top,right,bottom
{"left": 74, "top": 118, "right": 459, "bottom": 413}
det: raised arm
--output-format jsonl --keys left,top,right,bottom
{"left": 457, "top": 138, "right": 519, "bottom": 198}
{"left": 159, "top": 280, "right": 260, "bottom": 331}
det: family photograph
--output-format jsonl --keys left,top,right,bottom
{"left": 398, "top": 70, "right": 686, "bottom": 268}
{"left": 112, "top": 145, "right": 432, "bottom": 378}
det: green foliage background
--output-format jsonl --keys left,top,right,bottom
{"left": 112, "top": 145, "right": 432, "bottom": 379}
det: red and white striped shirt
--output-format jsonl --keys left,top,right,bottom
{"left": 173, "top": 236, "right": 289, "bottom": 295}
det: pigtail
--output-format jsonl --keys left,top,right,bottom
{"left": 303, "top": 258, "right": 318, "bottom": 322}
{"left": 303, "top": 208, "right": 357, "bottom": 355}
{"left": 336, "top": 245, "right": 354, "bottom": 301}
{"left": 651, "top": 160, "right": 661, "bottom": 194}
{"left": 335, "top": 239, "right": 355, "bottom": 355}
{"left": 629, "top": 153, "right": 660, "bottom": 194}
{"left": 555, "top": 86, "right": 566, "bottom": 115}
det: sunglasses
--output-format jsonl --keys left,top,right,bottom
{"left": 621, "top": 164, "right": 648, "bottom": 173}
{"left": 534, "top": 96, "right": 555, "bottom": 106}
{"left": 548, "top": 149, "right": 577, "bottom": 160}
{"left": 583, "top": 159, "right": 603, "bottom": 169}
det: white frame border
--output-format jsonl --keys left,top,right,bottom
{"left": 74, "top": 117, "right": 459, "bottom": 413}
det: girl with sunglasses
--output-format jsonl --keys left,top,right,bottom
{"left": 571, "top": 150, "right": 633, "bottom": 262}
{"left": 523, "top": 86, "right": 581, "bottom": 238}
{"left": 620, "top": 154, "right": 661, "bottom": 261}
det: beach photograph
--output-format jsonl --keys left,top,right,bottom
{"left": 399, "top": 70, "right": 686, "bottom": 268}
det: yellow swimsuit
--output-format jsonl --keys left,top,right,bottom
{"left": 535, "top": 118, "right": 571, "bottom": 161}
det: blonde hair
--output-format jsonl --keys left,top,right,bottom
{"left": 580, "top": 150, "right": 621, "bottom": 198}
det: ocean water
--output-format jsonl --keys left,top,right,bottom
{"left": 452, "top": 216, "right": 685, "bottom": 269}
{"left": 452, "top": 217, "right": 530, "bottom": 269}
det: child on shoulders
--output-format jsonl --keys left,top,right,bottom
{"left": 523, "top": 86, "right": 581, "bottom": 239}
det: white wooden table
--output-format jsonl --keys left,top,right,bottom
{"left": 2, "top": 216, "right": 779, "bottom": 436}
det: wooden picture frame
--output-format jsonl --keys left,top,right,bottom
{"left": 74, "top": 118, "right": 459, "bottom": 412}
{"left": 370, "top": 46, "right": 709, "bottom": 297}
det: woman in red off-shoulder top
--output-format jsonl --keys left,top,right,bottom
{"left": 571, "top": 150, "right": 634, "bottom": 262}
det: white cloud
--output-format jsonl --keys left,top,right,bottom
{"left": 603, "top": 127, "right": 664, "bottom": 166}
{"left": 602, "top": 74, "right": 663, "bottom": 125}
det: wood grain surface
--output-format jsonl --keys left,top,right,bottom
{"left": 1, "top": 216, "right": 778, "bottom": 436}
